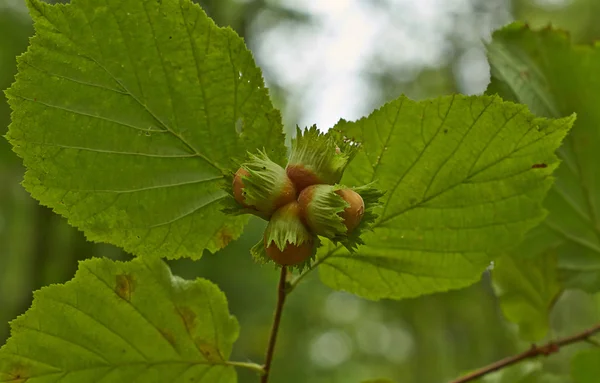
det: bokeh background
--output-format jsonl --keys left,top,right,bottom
{"left": 2, "top": 0, "right": 600, "bottom": 382}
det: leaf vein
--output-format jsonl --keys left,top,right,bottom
{"left": 44, "top": 296, "right": 150, "bottom": 362}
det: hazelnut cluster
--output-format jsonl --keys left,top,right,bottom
{"left": 227, "top": 126, "right": 382, "bottom": 269}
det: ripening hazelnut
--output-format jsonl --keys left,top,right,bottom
{"left": 335, "top": 188, "right": 364, "bottom": 233}
{"left": 231, "top": 153, "right": 297, "bottom": 218}
{"left": 298, "top": 185, "right": 365, "bottom": 238}
{"left": 263, "top": 201, "right": 315, "bottom": 266}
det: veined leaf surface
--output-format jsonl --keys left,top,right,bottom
{"left": 6, "top": 0, "right": 287, "bottom": 259}
{"left": 0, "top": 257, "right": 245, "bottom": 382}
{"left": 316, "top": 94, "right": 573, "bottom": 300}
{"left": 487, "top": 24, "right": 600, "bottom": 293}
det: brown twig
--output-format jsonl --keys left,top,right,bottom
{"left": 261, "top": 266, "right": 288, "bottom": 383}
{"left": 450, "top": 323, "right": 600, "bottom": 383}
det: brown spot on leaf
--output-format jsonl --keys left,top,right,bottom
{"left": 7, "top": 363, "right": 29, "bottom": 383}
{"left": 176, "top": 306, "right": 196, "bottom": 333}
{"left": 216, "top": 228, "right": 234, "bottom": 248}
{"left": 531, "top": 163, "right": 548, "bottom": 169}
{"left": 115, "top": 274, "right": 135, "bottom": 301}
{"left": 159, "top": 328, "right": 177, "bottom": 348}
{"left": 195, "top": 339, "right": 223, "bottom": 363}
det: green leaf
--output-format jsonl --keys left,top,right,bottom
{"left": 0, "top": 257, "right": 256, "bottom": 382}
{"left": 486, "top": 23, "right": 600, "bottom": 292}
{"left": 5, "top": 0, "right": 287, "bottom": 259}
{"left": 315, "top": 94, "right": 573, "bottom": 300}
{"left": 572, "top": 349, "right": 600, "bottom": 383}
{"left": 491, "top": 252, "right": 562, "bottom": 341}
{"left": 361, "top": 379, "right": 395, "bottom": 383}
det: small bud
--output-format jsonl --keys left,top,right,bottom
{"left": 264, "top": 202, "right": 316, "bottom": 266}
{"left": 231, "top": 151, "right": 297, "bottom": 218}
{"left": 286, "top": 126, "right": 358, "bottom": 192}
{"left": 298, "top": 184, "right": 363, "bottom": 239}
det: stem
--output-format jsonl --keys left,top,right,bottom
{"left": 450, "top": 323, "right": 600, "bottom": 383}
{"left": 287, "top": 259, "right": 322, "bottom": 293}
{"left": 226, "top": 361, "right": 265, "bottom": 373}
{"left": 288, "top": 246, "right": 340, "bottom": 292}
{"left": 261, "top": 266, "right": 288, "bottom": 383}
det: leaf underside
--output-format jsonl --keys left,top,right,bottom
{"left": 487, "top": 23, "right": 600, "bottom": 293}
{"left": 0, "top": 257, "right": 240, "bottom": 383}
{"left": 6, "top": 0, "right": 287, "bottom": 260}
{"left": 318, "top": 94, "right": 573, "bottom": 300}
{"left": 491, "top": 251, "right": 561, "bottom": 342}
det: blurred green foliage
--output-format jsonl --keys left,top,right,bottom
{"left": 1, "top": 1, "right": 599, "bottom": 382}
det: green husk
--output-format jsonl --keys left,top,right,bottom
{"left": 264, "top": 203, "right": 314, "bottom": 251}
{"left": 222, "top": 150, "right": 295, "bottom": 219}
{"left": 287, "top": 125, "right": 359, "bottom": 185}
{"left": 340, "top": 183, "right": 385, "bottom": 252}
{"left": 300, "top": 184, "right": 349, "bottom": 238}
{"left": 253, "top": 202, "right": 319, "bottom": 271}
{"left": 299, "top": 182, "right": 385, "bottom": 252}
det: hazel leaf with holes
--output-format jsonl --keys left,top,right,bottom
{"left": 0, "top": 257, "right": 254, "bottom": 383}
{"left": 313, "top": 94, "right": 574, "bottom": 300}
{"left": 5, "top": 0, "right": 287, "bottom": 260}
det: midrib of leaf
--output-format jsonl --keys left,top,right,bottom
{"left": 370, "top": 98, "right": 404, "bottom": 181}
{"left": 8, "top": 139, "right": 208, "bottom": 161}
{"left": 30, "top": 0, "right": 223, "bottom": 176}
{"left": 375, "top": 95, "right": 455, "bottom": 221}
{"left": 551, "top": 173, "right": 591, "bottom": 224}
{"left": 376, "top": 104, "right": 558, "bottom": 228}
{"left": 420, "top": 99, "right": 495, "bottom": 199}
{"left": 542, "top": 221, "right": 600, "bottom": 253}
{"left": 66, "top": 175, "right": 223, "bottom": 194}
{"left": 23, "top": 60, "right": 130, "bottom": 96}
{"left": 176, "top": 0, "right": 216, "bottom": 164}
{"left": 138, "top": 0, "right": 186, "bottom": 147}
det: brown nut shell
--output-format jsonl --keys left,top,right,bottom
{"left": 264, "top": 240, "right": 314, "bottom": 266}
{"left": 285, "top": 165, "right": 322, "bottom": 193}
{"left": 335, "top": 188, "right": 365, "bottom": 233}
{"left": 232, "top": 168, "right": 250, "bottom": 207}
